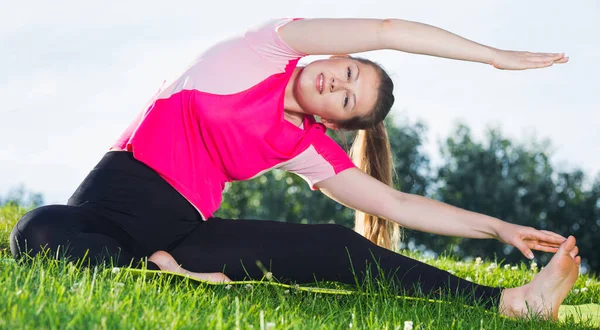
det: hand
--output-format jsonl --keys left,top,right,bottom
{"left": 495, "top": 223, "right": 567, "bottom": 259}
{"left": 490, "top": 49, "right": 569, "bottom": 70}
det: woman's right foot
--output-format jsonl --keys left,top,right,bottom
{"left": 500, "top": 236, "right": 580, "bottom": 320}
{"left": 148, "top": 250, "right": 231, "bottom": 283}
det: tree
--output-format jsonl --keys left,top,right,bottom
{"left": 544, "top": 171, "right": 600, "bottom": 271}
{"left": 424, "top": 123, "right": 599, "bottom": 272}
{"left": 0, "top": 184, "right": 44, "bottom": 208}
{"left": 425, "top": 125, "right": 557, "bottom": 261}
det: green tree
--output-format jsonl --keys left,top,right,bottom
{"left": 544, "top": 171, "right": 600, "bottom": 271}
{"left": 425, "top": 124, "right": 557, "bottom": 262}
{"left": 1, "top": 184, "right": 44, "bottom": 208}
{"left": 424, "top": 124, "right": 599, "bottom": 272}
{"left": 387, "top": 119, "right": 431, "bottom": 196}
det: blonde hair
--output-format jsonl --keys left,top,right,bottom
{"left": 349, "top": 123, "right": 401, "bottom": 250}
{"left": 336, "top": 57, "right": 401, "bottom": 250}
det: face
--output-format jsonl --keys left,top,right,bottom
{"left": 293, "top": 56, "right": 379, "bottom": 129}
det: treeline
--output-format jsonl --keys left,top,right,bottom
{"left": 0, "top": 184, "right": 44, "bottom": 208}
{"left": 215, "top": 117, "right": 600, "bottom": 273}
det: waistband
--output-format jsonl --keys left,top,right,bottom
{"left": 94, "top": 151, "right": 162, "bottom": 179}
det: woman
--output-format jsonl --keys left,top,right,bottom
{"left": 10, "top": 18, "right": 577, "bottom": 320}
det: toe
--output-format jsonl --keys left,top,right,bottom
{"left": 570, "top": 246, "right": 579, "bottom": 259}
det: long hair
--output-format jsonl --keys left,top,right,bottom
{"left": 336, "top": 57, "right": 401, "bottom": 251}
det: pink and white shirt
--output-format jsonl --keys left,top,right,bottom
{"left": 112, "top": 18, "right": 356, "bottom": 219}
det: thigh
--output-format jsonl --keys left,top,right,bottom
{"left": 67, "top": 152, "right": 203, "bottom": 253}
{"left": 167, "top": 218, "right": 385, "bottom": 282}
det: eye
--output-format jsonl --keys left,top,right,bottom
{"left": 347, "top": 67, "right": 352, "bottom": 81}
{"left": 344, "top": 94, "right": 349, "bottom": 108}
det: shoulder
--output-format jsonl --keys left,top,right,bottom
{"left": 244, "top": 18, "right": 307, "bottom": 61}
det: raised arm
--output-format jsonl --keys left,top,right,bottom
{"left": 315, "top": 168, "right": 567, "bottom": 258}
{"left": 278, "top": 18, "right": 568, "bottom": 70}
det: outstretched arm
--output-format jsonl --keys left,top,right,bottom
{"left": 278, "top": 18, "right": 568, "bottom": 70}
{"left": 315, "top": 168, "right": 567, "bottom": 258}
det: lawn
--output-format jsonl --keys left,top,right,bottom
{"left": 1, "top": 204, "right": 598, "bottom": 329}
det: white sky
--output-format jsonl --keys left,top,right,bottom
{"left": 1, "top": 0, "right": 599, "bottom": 204}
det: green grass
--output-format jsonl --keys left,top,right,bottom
{"left": 1, "top": 204, "right": 598, "bottom": 329}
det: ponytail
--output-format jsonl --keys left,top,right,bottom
{"left": 336, "top": 56, "right": 398, "bottom": 250}
{"left": 349, "top": 122, "right": 401, "bottom": 250}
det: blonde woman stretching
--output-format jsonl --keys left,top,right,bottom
{"left": 11, "top": 18, "right": 577, "bottom": 319}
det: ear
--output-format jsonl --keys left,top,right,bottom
{"left": 321, "top": 118, "right": 339, "bottom": 130}
{"left": 329, "top": 54, "right": 350, "bottom": 60}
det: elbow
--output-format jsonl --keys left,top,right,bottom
{"left": 380, "top": 18, "right": 396, "bottom": 29}
{"left": 392, "top": 189, "right": 410, "bottom": 204}
{"left": 377, "top": 19, "right": 395, "bottom": 48}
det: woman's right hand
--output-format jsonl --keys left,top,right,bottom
{"left": 493, "top": 222, "right": 567, "bottom": 259}
{"left": 490, "top": 49, "right": 569, "bottom": 70}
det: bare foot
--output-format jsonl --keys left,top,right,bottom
{"left": 148, "top": 250, "right": 231, "bottom": 283}
{"left": 500, "top": 236, "right": 580, "bottom": 320}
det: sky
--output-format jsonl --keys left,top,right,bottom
{"left": 1, "top": 0, "right": 599, "bottom": 204}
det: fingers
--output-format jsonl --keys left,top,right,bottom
{"left": 529, "top": 52, "right": 565, "bottom": 59}
{"left": 540, "top": 230, "right": 567, "bottom": 241}
{"left": 530, "top": 244, "right": 559, "bottom": 253}
{"left": 559, "top": 235, "right": 577, "bottom": 253}
{"left": 524, "top": 52, "right": 568, "bottom": 69}
{"left": 528, "top": 55, "right": 559, "bottom": 63}
{"left": 522, "top": 232, "right": 579, "bottom": 257}
{"left": 554, "top": 57, "right": 569, "bottom": 63}
{"left": 532, "top": 230, "right": 566, "bottom": 246}
{"left": 535, "top": 240, "right": 562, "bottom": 248}
{"left": 516, "top": 242, "right": 535, "bottom": 259}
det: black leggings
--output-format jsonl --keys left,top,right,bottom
{"left": 10, "top": 151, "right": 503, "bottom": 308}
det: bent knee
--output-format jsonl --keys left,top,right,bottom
{"left": 10, "top": 205, "right": 78, "bottom": 259}
{"left": 323, "top": 223, "right": 361, "bottom": 239}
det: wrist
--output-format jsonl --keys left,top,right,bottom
{"left": 483, "top": 46, "right": 500, "bottom": 65}
{"left": 488, "top": 217, "right": 506, "bottom": 239}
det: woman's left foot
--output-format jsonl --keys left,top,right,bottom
{"left": 148, "top": 250, "right": 231, "bottom": 283}
{"left": 500, "top": 236, "right": 580, "bottom": 319}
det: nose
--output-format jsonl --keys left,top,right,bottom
{"left": 330, "top": 77, "right": 351, "bottom": 93}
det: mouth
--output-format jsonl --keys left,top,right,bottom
{"left": 316, "top": 73, "right": 324, "bottom": 94}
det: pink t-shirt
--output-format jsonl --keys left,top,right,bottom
{"left": 112, "top": 18, "right": 356, "bottom": 219}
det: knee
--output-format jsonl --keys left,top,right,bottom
{"left": 10, "top": 205, "right": 75, "bottom": 260}
{"left": 321, "top": 224, "right": 388, "bottom": 260}
{"left": 320, "top": 224, "right": 375, "bottom": 250}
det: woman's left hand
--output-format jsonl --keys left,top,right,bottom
{"left": 495, "top": 223, "right": 567, "bottom": 259}
{"left": 490, "top": 49, "right": 569, "bottom": 70}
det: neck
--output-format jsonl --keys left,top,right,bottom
{"left": 284, "top": 67, "right": 304, "bottom": 114}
